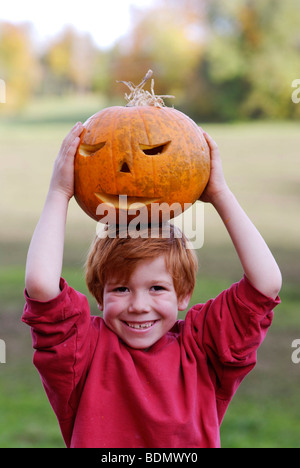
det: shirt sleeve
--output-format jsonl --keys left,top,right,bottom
{"left": 22, "top": 278, "right": 97, "bottom": 443}
{"left": 188, "top": 276, "right": 280, "bottom": 415}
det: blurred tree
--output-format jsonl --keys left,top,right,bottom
{"left": 203, "top": 0, "right": 300, "bottom": 120}
{"left": 43, "top": 27, "right": 97, "bottom": 94}
{"left": 112, "top": 0, "right": 299, "bottom": 121}
{"left": 108, "top": 1, "right": 206, "bottom": 104}
{"left": 1, "top": 0, "right": 299, "bottom": 120}
{"left": 91, "top": 49, "right": 112, "bottom": 96}
{"left": 0, "top": 22, "right": 40, "bottom": 110}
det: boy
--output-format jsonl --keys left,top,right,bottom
{"left": 23, "top": 122, "right": 282, "bottom": 448}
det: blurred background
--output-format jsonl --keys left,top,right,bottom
{"left": 0, "top": 0, "right": 299, "bottom": 447}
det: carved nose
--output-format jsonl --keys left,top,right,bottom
{"left": 120, "top": 162, "right": 131, "bottom": 174}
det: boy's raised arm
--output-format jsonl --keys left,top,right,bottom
{"left": 25, "top": 122, "right": 84, "bottom": 302}
{"left": 200, "top": 131, "right": 282, "bottom": 300}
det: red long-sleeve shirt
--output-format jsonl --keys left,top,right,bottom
{"left": 22, "top": 276, "right": 280, "bottom": 448}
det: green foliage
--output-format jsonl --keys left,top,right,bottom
{"left": 202, "top": 0, "right": 300, "bottom": 120}
{"left": 1, "top": 0, "right": 300, "bottom": 120}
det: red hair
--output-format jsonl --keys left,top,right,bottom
{"left": 85, "top": 224, "right": 198, "bottom": 307}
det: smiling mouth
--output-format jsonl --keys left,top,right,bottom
{"left": 123, "top": 320, "right": 159, "bottom": 330}
{"left": 95, "top": 193, "right": 159, "bottom": 210}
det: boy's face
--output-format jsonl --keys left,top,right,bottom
{"left": 102, "top": 255, "right": 191, "bottom": 349}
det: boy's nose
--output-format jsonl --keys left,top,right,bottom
{"left": 128, "top": 292, "right": 151, "bottom": 314}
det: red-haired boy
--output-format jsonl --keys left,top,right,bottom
{"left": 23, "top": 123, "right": 281, "bottom": 448}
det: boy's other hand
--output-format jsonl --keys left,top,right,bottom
{"left": 49, "top": 122, "right": 84, "bottom": 200}
{"left": 199, "top": 131, "right": 230, "bottom": 205}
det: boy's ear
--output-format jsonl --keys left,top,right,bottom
{"left": 97, "top": 303, "right": 103, "bottom": 311}
{"left": 178, "top": 292, "right": 192, "bottom": 311}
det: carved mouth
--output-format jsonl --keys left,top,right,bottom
{"left": 94, "top": 193, "right": 159, "bottom": 210}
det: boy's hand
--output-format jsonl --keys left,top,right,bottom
{"left": 49, "top": 122, "right": 84, "bottom": 200}
{"left": 199, "top": 131, "right": 229, "bottom": 205}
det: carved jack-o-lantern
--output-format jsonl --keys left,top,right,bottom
{"left": 74, "top": 71, "right": 210, "bottom": 224}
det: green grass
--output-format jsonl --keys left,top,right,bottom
{"left": 0, "top": 366, "right": 65, "bottom": 448}
{"left": 221, "top": 398, "right": 300, "bottom": 448}
{"left": 0, "top": 95, "right": 300, "bottom": 448}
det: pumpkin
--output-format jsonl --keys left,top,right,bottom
{"left": 74, "top": 71, "right": 210, "bottom": 224}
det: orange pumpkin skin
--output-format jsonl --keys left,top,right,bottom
{"left": 74, "top": 105, "right": 210, "bottom": 223}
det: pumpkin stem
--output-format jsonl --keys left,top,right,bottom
{"left": 117, "top": 70, "right": 175, "bottom": 108}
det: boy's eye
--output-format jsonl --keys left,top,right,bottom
{"left": 113, "top": 287, "right": 129, "bottom": 293}
{"left": 151, "top": 285, "right": 166, "bottom": 292}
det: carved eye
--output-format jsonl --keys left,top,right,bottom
{"left": 79, "top": 141, "right": 106, "bottom": 157}
{"left": 140, "top": 141, "right": 171, "bottom": 156}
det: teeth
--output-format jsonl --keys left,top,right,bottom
{"left": 126, "top": 321, "right": 155, "bottom": 330}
